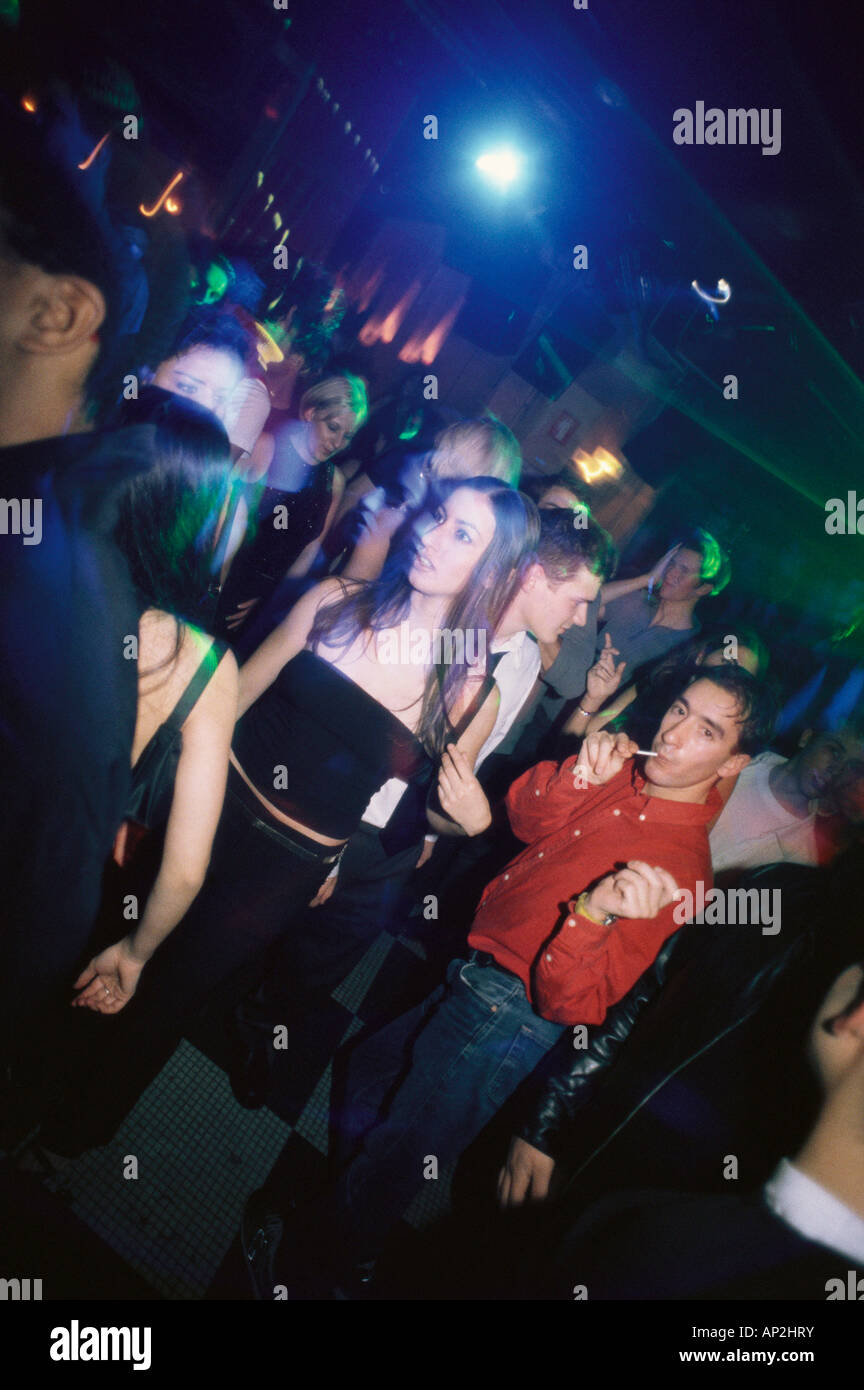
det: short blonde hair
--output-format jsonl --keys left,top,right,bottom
{"left": 299, "top": 373, "right": 368, "bottom": 429}
{"left": 431, "top": 416, "right": 521, "bottom": 486}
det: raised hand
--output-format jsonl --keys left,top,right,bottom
{"left": 646, "top": 542, "right": 682, "bottom": 591}
{"left": 582, "top": 860, "right": 679, "bottom": 923}
{"left": 437, "top": 743, "right": 492, "bottom": 836}
{"left": 573, "top": 730, "right": 639, "bottom": 788}
{"left": 584, "top": 633, "right": 627, "bottom": 707}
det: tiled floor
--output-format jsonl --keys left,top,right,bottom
{"left": 51, "top": 1041, "right": 292, "bottom": 1299}
{"left": 13, "top": 926, "right": 456, "bottom": 1300}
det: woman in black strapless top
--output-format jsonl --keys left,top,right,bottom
{"left": 39, "top": 478, "right": 540, "bottom": 1155}
{"left": 193, "top": 475, "right": 540, "bottom": 926}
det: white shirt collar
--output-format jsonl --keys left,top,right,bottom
{"left": 764, "top": 1157, "right": 864, "bottom": 1265}
{"left": 490, "top": 628, "right": 535, "bottom": 660}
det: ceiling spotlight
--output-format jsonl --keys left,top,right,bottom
{"left": 475, "top": 146, "right": 523, "bottom": 190}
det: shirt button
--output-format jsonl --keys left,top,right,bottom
{"left": 535, "top": 789, "right": 541, "bottom": 796}
{"left": 638, "top": 813, "right": 646, "bottom": 821}
{"left": 504, "top": 873, "right": 509, "bottom": 880}
{"left": 545, "top": 953, "right": 553, "bottom": 962}
{"left": 538, "top": 851, "right": 544, "bottom": 858}
{"left": 612, "top": 808, "right": 621, "bottom": 816}
{"left": 573, "top": 829, "right": 581, "bottom": 836}
{"left": 566, "top": 917, "right": 576, "bottom": 927}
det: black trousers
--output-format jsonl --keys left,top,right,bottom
{"left": 40, "top": 772, "right": 337, "bottom": 1154}
{"left": 237, "top": 824, "right": 426, "bottom": 1039}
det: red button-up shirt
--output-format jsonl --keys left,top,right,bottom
{"left": 468, "top": 757, "right": 718, "bottom": 1026}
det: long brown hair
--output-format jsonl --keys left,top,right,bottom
{"left": 309, "top": 477, "right": 539, "bottom": 755}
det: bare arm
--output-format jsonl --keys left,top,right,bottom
{"left": 237, "top": 575, "right": 354, "bottom": 717}
{"left": 332, "top": 468, "right": 375, "bottom": 528}
{"left": 285, "top": 468, "right": 346, "bottom": 580}
{"left": 600, "top": 544, "right": 682, "bottom": 607}
{"left": 341, "top": 501, "right": 407, "bottom": 582}
{"left": 562, "top": 634, "right": 629, "bottom": 737}
{"left": 128, "top": 650, "right": 239, "bottom": 961}
{"left": 427, "top": 684, "right": 500, "bottom": 837}
{"left": 72, "top": 649, "right": 240, "bottom": 1012}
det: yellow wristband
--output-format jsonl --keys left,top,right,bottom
{"left": 574, "top": 891, "right": 615, "bottom": 927}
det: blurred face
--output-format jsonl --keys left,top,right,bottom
{"left": 648, "top": 677, "right": 749, "bottom": 792}
{"left": 303, "top": 405, "right": 356, "bottom": 462}
{"left": 808, "top": 963, "right": 864, "bottom": 1090}
{"left": 154, "top": 346, "right": 243, "bottom": 421}
{"left": 659, "top": 547, "right": 709, "bottom": 602}
{"left": 794, "top": 730, "right": 859, "bottom": 801}
{"left": 703, "top": 644, "right": 760, "bottom": 676}
{"left": 409, "top": 486, "right": 496, "bottom": 600}
{"left": 826, "top": 756, "right": 864, "bottom": 824}
{"left": 539, "top": 486, "right": 582, "bottom": 511}
{"left": 524, "top": 564, "right": 601, "bottom": 643}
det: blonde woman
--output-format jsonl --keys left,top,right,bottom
{"left": 218, "top": 373, "right": 368, "bottom": 633}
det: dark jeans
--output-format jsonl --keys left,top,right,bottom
{"left": 40, "top": 771, "right": 338, "bottom": 1154}
{"left": 307, "top": 955, "right": 565, "bottom": 1268}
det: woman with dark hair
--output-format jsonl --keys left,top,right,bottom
{"left": 66, "top": 389, "right": 240, "bottom": 1014}
{"left": 30, "top": 476, "right": 538, "bottom": 1158}
{"left": 15, "top": 392, "right": 240, "bottom": 1173}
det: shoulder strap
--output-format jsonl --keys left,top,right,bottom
{"left": 437, "top": 649, "right": 504, "bottom": 744}
{"left": 164, "top": 639, "right": 226, "bottom": 732}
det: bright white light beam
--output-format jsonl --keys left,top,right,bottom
{"left": 475, "top": 146, "right": 522, "bottom": 190}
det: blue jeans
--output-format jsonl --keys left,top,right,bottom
{"left": 326, "top": 955, "right": 566, "bottom": 1265}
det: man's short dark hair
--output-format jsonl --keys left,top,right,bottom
{"left": 520, "top": 470, "right": 586, "bottom": 508}
{"left": 677, "top": 527, "right": 731, "bottom": 596}
{"left": 684, "top": 664, "right": 777, "bottom": 755}
{"left": 534, "top": 507, "right": 618, "bottom": 586}
{"left": 0, "top": 97, "right": 129, "bottom": 413}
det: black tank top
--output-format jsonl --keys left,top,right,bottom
{"left": 232, "top": 649, "right": 429, "bottom": 840}
{"left": 125, "top": 639, "right": 227, "bottom": 832}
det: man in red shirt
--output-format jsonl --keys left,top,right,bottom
{"left": 243, "top": 665, "right": 776, "bottom": 1296}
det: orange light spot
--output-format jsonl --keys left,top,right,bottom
{"left": 21, "top": 95, "right": 37, "bottom": 113}
{"left": 139, "top": 170, "right": 185, "bottom": 218}
{"left": 165, "top": 197, "right": 181, "bottom": 214}
{"left": 78, "top": 132, "right": 110, "bottom": 170}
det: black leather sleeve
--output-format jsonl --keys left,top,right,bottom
{"left": 517, "top": 928, "right": 682, "bottom": 1161}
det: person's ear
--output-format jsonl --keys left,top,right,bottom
{"left": 716, "top": 751, "right": 750, "bottom": 780}
{"left": 521, "top": 561, "right": 544, "bottom": 591}
{"left": 18, "top": 275, "right": 105, "bottom": 356}
{"left": 830, "top": 994, "right": 864, "bottom": 1043}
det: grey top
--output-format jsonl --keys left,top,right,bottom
{"left": 541, "top": 594, "right": 603, "bottom": 702}
{"left": 599, "top": 590, "right": 697, "bottom": 681}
